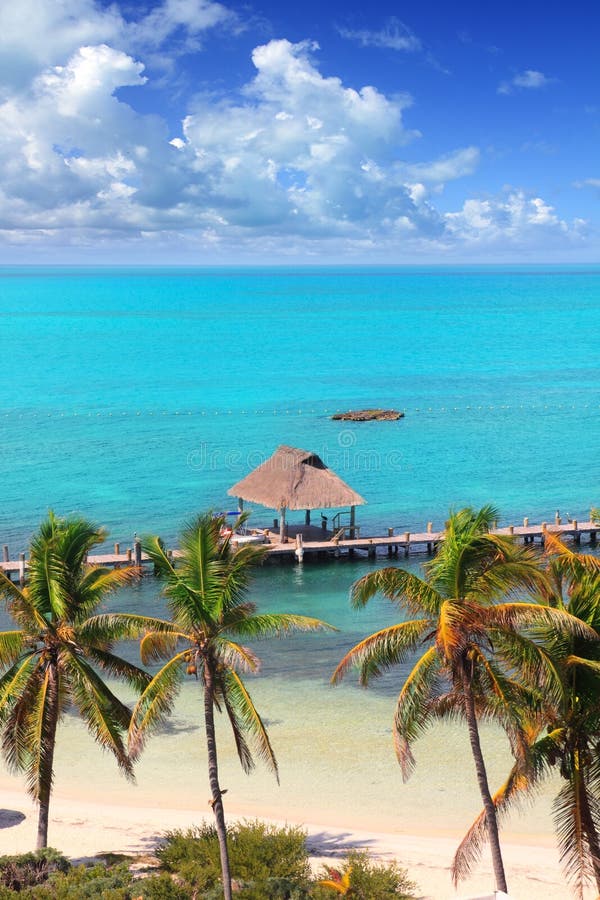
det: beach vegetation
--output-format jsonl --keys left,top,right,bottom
{"left": 332, "top": 505, "right": 591, "bottom": 896}
{"left": 0, "top": 513, "right": 154, "bottom": 850}
{"left": 0, "top": 827, "right": 417, "bottom": 898}
{"left": 315, "top": 850, "right": 417, "bottom": 898}
{"left": 128, "top": 513, "right": 332, "bottom": 900}
{"left": 156, "top": 820, "right": 311, "bottom": 896}
{"left": 455, "top": 534, "right": 600, "bottom": 898}
{"left": 0, "top": 848, "right": 69, "bottom": 892}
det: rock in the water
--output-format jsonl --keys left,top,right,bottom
{"left": 331, "top": 408, "right": 404, "bottom": 421}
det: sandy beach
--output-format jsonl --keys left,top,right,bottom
{"left": 0, "top": 673, "right": 588, "bottom": 898}
{"left": 0, "top": 779, "right": 577, "bottom": 899}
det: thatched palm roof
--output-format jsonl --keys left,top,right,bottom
{"left": 228, "top": 445, "right": 366, "bottom": 511}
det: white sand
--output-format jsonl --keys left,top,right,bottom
{"left": 0, "top": 682, "right": 590, "bottom": 898}
{"left": 0, "top": 779, "right": 584, "bottom": 899}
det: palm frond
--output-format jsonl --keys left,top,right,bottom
{"left": 215, "top": 639, "right": 260, "bottom": 673}
{"left": 72, "top": 566, "right": 141, "bottom": 620}
{"left": 0, "top": 572, "right": 48, "bottom": 632}
{"left": 140, "top": 630, "right": 187, "bottom": 665}
{"left": 553, "top": 779, "right": 593, "bottom": 899}
{"left": 331, "top": 619, "right": 431, "bottom": 685}
{"left": 220, "top": 669, "right": 278, "bottom": 779}
{"left": 492, "top": 599, "right": 592, "bottom": 633}
{"left": 0, "top": 631, "right": 25, "bottom": 666}
{"left": 393, "top": 646, "right": 442, "bottom": 780}
{"left": 564, "top": 655, "right": 600, "bottom": 675}
{"left": 128, "top": 652, "right": 187, "bottom": 759}
{"left": 84, "top": 647, "right": 151, "bottom": 692}
{"left": 223, "top": 612, "right": 335, "bottom": 640}
{"left": 22, "top": 666, "right": 59, "bottom": 801}
{"left": 62, "top": 650, "right": 134, "bottom": 779}
{"left": 351, "top": 567, "right": 442, "bottom": 616}
{"left": 436, "top": 600, "right": 471, "bottom": 660}
{"left": 80, "top": 613, "right": 177, "bottom": 646}
{"left": 0, "top": 654, "right": 41, "bottom": 718}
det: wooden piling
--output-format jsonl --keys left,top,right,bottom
{"left": 18, "top": 552, "right": 25, "bottom": 586}
{"left": 2, "top": 545, "right": 8, "bottom": 563}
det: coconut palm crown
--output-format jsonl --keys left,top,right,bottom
{"left": 0, "top": 512, "right": 152, "bottom": 849}
{"left": 129, "top": 512, "right": 333, "bottom": 900}
{"left": 333, "top": 505, "right": 591, "bottom": 895}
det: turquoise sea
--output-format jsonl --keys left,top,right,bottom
{"left": 2, "top": 265, "right": 600, "bottom": 549}
{"left": 1, "top": 265, "right": 599, "bottom": 855}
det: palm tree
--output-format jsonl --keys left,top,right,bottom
{"left": 128, "top": 512, "right": 332, "bottom": 900}
{"left": 332, "top": 505, "right": 589, "bottom": 895}
{"left": 0, "top": 512, "right": 152, "bottom": 849}
{"left": 454, "top": 535, "right": 600, "bottom": 899}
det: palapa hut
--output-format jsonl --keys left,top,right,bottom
{"left": 228, "top": 445, "right": 366, "bottom": 542}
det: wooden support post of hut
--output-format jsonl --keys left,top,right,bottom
{"left": 279, "top": 505, "right": 287, "bottom": 544}
{"left": 227, "top": 444, "right": 366, "bottom": 549}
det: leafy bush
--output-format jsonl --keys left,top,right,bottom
{"left": 314, "top": 850, "right": 417, "bottom": 899}
{"left": 26, "top": 862, "right": 133, "bottom": 898}
{"left": 135, "top": 873, "right": 190, "bottom": 900}
{"left": 0, "top": 849, "right": 70, "bottom": 891}
{"left": 158, "top": 820, "right": 312, "bottom": 897}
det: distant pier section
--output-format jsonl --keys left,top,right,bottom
{"left": 2, "top": 514, "right": 598, "bottom": 582}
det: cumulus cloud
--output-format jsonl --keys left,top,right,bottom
{"left": 338, "top": 19, "right": 422, "bottom": 53}
{"left": 444, "top": 190, "right": 580, "bottom": 248}
{"left": 0, "top": 3, "right": 586, "bottom": 260}
{"left": 498, "top": 69, "right": 554, "bottom": 95}
{"left": 0, "top": 0, "right": 234, "bottom": 91}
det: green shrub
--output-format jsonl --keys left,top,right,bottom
{"left": 314, "top": 850, "right": 417, "bottom": 899}
{"left": 134, "top": 873, "right": 190, "bottom": 900}
{"left": 157, "top": 820, "right": 312, "bottom": 897}
{"left": 26, "top": 862, "right": 133, "bottom": 898}
{"left": 0, "top": 849, "right": 70, "bottom": 891}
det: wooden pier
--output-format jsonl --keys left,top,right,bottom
{"left": 1, "top": 516, "right": 598, "bottom": 581}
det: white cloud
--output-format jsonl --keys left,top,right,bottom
{"left": 402, "top": 147, "right": 480, "bottom": 183}
{"left": 0, "top": 0, "right": 235, "bottom": 92}
{"left": 444, "top": 190, "right": 580, "bottom": 248}
{"left": 574, "top": 178, "right": 600, "bottom": 189}
{"left": 338, "top": 19, "right": 421, "bottom": 53}
{"left": 0, "top": 6, "right": 587, "bottom": 261}
{"left": 127, "top": 0, "right": 235, "bottom": 52}
{"left": 498, "top": 69, "right": 554, "bottom": 95}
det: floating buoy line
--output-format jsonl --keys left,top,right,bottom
{"left": 0, "top": 402, "right": 596, "bottom": 420}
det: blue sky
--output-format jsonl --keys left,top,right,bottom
{"left": 0, "top": 0, "right": 598, "bottom": 263}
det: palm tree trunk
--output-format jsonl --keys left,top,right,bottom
{"left": 462, "top": 667, "right": 508, "bottom": 895}
{"left": 203, "top": 661, "right": 232, "bottom": 900}
{"left": 36, "top": 665, "right": 59, "bottom": 850}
